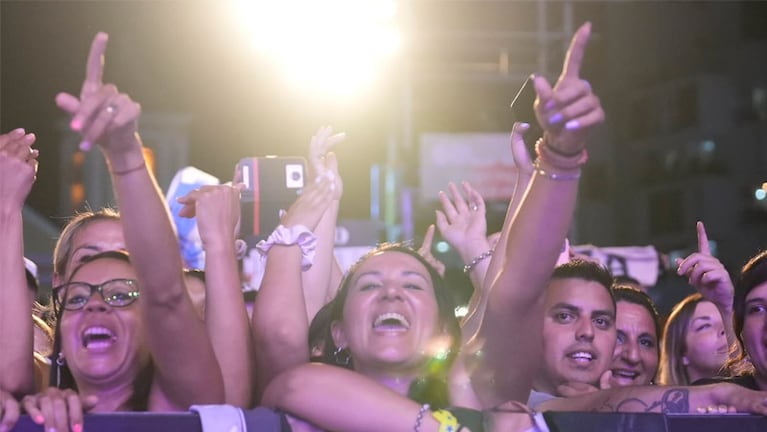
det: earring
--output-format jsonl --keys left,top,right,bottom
{"left": 55, "top": 352, "right": 65, "bottom": 388}
{"left": 333, "top": 346, "right": 351, "bottom": 367}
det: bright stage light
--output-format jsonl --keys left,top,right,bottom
{"left": 235, "top": 0, "right": 401, "bottom": 99}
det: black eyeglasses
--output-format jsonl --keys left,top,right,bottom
{"left": 53, "top": 278, "right": 140, "bottom": 311}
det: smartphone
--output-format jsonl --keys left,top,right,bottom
{"left": 236, "top": 156, "right": 306, "bottom": 241}
{"left": 510, "top": 76, "right": 544, "bottom": 157}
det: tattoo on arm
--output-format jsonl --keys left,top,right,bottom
{"left": 599, "top": 389, "right": 690, "bottom": 414}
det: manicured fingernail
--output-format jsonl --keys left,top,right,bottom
{"left": 544, "top": 100, "right": 556, "bottom": 110}
{"left": 11, "top": 128, "right": 25, "bottom": 136}
{"left": 79, "top": 141, "right": 91, "bottom": 151}
{"left": 34, "top": 416, "right": 44, "bottom": 424}
{"left": 73, "top": 423, "right": 83, "bottom": 432}
{"left": 549, "top": 113, "right": 563, "bottom": 124}
{"left": 70, "top": 119, "right": 82, "bottom": 131}
{"left": 520, "top": 122, "right": 530, "bottom": 129}
{"left": 565, "top": 120, "right": 580, "bottom": 130}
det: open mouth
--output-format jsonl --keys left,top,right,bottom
{"left": 611, "top": 369, "right": 640, "bottom": 381}
{"left": 81, "top": 326, "right": 117, "bottom": 350}
{"left": 372, "top": 312, "right": 410, "bottom": 331}
{"left": 566, "top": 351, "right": 595, "bottom": 365}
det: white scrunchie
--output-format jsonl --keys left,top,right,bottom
{"left": 255, "top": 224, "right": 317, "bottom": 271}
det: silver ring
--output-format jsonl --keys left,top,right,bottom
{"left": 105, "top": 104, "right": 117, "bottom": 114}
{"left": 471, "top": 204, "right": 479, "bottom": 212}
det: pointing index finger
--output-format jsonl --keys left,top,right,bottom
{"left": 82, "top": 32, "right": 109, "bottom": 96}
{"left": 561, "top": 22, "right": 591, "bottom": 79}
{"left": 697, "top": 221, "right": 711, "bottom": 255}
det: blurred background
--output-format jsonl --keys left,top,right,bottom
{"left": 2, "top": 1, "right": 767, "bottom": 312}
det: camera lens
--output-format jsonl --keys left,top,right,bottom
{"left": 291, "top": 171, "right": 301, "bottom": 181}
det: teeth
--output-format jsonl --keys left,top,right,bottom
{"left": 373, "top": 312, "right": 410, "bottom": 329}
{"left": 614, "top": 370, "right": 638, "bottom": 378}
{"left": 570, "top": 352, "right": 593, "bottom": 360}
{"left": 84, "top": 326, "right": 114, "bottom": 338}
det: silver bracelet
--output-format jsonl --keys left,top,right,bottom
{"left": 414, "top": 403, "right": 430, "bottom": 432}
{"left": 463, "top": 249, "right": 494, "bottom": 274}
{"left": 534, "top": 159, "right": 582, "bottom": 181}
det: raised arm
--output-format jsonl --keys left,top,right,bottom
{"left": 467, "top": 22, "right": 605, "bottom": 407}
{"left": 676, "top": 221, "right": 739, "bottom": 356}
{"left": 0, "top": 129, "right": 38, "bottom": 397}
{"left": 302, "top": 126, "right": 345, "bottom": 318}
{"left": 433, "top": 181, "right": 491, "bottom": 342}
{"left": 251, "top": 175, "right": 334, "bottom": 396}
{"left": 177, "top": 184, "right": 254, "bottom": 407}
{"left": 55, "top": 32, "right": 223, "bottom": 409}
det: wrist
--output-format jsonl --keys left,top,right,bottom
{"left": 455, "top": 239, "right": 493, "bottom": 264}
{"left": 256, "top": 224, "right": 317, "bottom": 270}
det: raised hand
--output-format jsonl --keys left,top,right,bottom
{"left": 308, "top": 126, "right": 345, "bottom": 199}
{"left": 21, "top": 388, "right": 98, "bottom": 432}
{"left": 509, "top": 122, "right": 535, "bottom": 176}
{"left": 435, "top": 181, "right": 488, "bottom": 254}
{"left": 55, "top": 32, "right": 141, "bottom": 155}
{"left": 533, "top": 22, "right": 604, "bottom": 155}
{"left": 0, "top": 128, "right": 39, "bottom": 210}
{"left": 417, "top": 224, "right": 446, "bottom": 277}
{"left": 176, "top": 184, "right": 244, "bottom": 250}
{"left": 676, "top": 221, "right": 734, "bottom": 310}
{"left": 280, "top": 176, "right": 335, "bottom": 231}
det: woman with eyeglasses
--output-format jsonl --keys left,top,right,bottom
{"left": 20, "top": 32, "right": 225, "bottom": 432}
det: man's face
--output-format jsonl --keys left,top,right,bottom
{"left": 537, "top": 277, "right": 616, "bottom": 394}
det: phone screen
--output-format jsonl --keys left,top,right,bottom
{"left": 510, "top": 77, "right": 544, "bottom": 157}
{"left": 236, "top": 156, "right": 306, "bottom": 241}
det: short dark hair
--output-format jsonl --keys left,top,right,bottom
{"left": 551, "top": 259, "right": 616, "bottom": 310}
{"left": 613, "top": 285, "right": 663, "bottom": 342}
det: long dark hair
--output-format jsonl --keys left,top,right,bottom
{"left": 727, "top": 250, "right": 767, "bottom": 377}
{"left": 49, "top": 250, "right": 153, "bottom": 411}
{"left": 315, "top": 243, "right": 461, "bottom": 409}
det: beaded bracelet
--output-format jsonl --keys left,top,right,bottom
{"left": 413, "top": 403, "right": 430, "bottom": 432}
{"left": 463, "top": 249, "right": 494, "bottom": 274}
{"left": 535, "top": 137, "right": 588, "bottom": 170}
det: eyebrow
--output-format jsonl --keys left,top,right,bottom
{"left": 746, "top": 297, "right": 766, "bottom": 305}
{"left": 592, "top": 309, "right": 616, "bottom": 319}
{"left": 353, "top": 270, "right": 430, "bottom": 285}
{"left": 72, "top": 244, "right": 103, "bottom": 255}
{"left": 691, "top": 316, "right": 713, "bottom": 323}
{"left": 550, "top": 303, "right": 580, "bottom": 313}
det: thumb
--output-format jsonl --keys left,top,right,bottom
{"left": 81, "top": 395, "right": 99, "bottom": 411}
{"left": 533, "top": 75, "right": 554, "bottom": 109}
{"left": 510, "top": 122, "right": 534, "bottom": 173}
{"left": 599, "top": 369, "right": 613, "bottom": 390}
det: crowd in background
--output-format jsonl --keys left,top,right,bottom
{"left": 3, "top": 23, "right": 767, "bottom": 432}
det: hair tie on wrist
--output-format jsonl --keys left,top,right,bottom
{"left": 256, "top": 224, "right": 317, "bottom": 270}
{"left": 535, "top": 137, "right": 588, "bottom": 170}
{"left": 110, "top": 160, "right": 146, "bottom": 176}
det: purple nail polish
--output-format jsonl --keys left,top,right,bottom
{"left": 79, "top": 141, "right": 92, "bottom": 151}
{"left": 544, "top": 100, "right": 556, "bottom": 111}
{"left": 549, "top": 113, "right": 563, "bottom": 124}
{"left": 565, "top": 120, "right": 580, "bottom": 130}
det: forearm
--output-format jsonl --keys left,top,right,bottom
{"left": 473, "top": 172, "right": 579, "bottom": 407}
{"left": 301, "top": 200, "right": 339, "bottom": 321}
{"left": 263, "top": 364, "right": 444, "bottom": 432}
{"left": 0, "top": 211, "right": 35, "bottom": 396}
{"left": 718, "top": 306, "right": 740, "bottom": 358}
{"left": 458, "top": 238, "right": 494, "bottom": 343}
{"left": 204, "top": 242, "right": 254, "bottom": 407}
{"left": 252, "top": 246, "right": 310, "bottom": 394}
{"left": 107, "top": 143, "right": 224, "bottom": 406}
{"left": 539, "top": 384, "right": 741, "bottom": 414}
